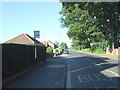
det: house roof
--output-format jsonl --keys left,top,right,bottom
{"left": 41, "top": 40, "right": 58, "bottom": 48}
{"left": 4, "top": 33, "right": 42, "bottom": 45}
{"left": 41, "top": 41, "right": 48, "bottom": 46}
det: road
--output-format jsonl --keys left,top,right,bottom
{"left": 65, "top": 51, "right": 120, "bottom": 88}
{"left": 3, "top": 51, "right": 120, "bottom": 89}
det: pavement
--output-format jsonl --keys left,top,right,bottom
{"left": 3, "top": 56, "right": 67, "bottom": 88}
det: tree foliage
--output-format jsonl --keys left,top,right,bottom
{"left": 55, "top": 41, "right": 60, "bottom": 47}
{"left": 60, "top": 42, "right": 68, "bottom": 49}
{"left": 59, "top": 2, "right": 120, "bottom": 50}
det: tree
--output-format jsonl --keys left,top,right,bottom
{"left": 59, "top": 2, "right": 102, "bottom": 49}
{"left": 59, "top": 2, "right": 120, "bottom": 50}
{"left": 55, "top": 41, "right": 60, "bottom": 47}
{"left": 86, "top": 2, "right": 120, "bottom": 48}
{"left": 60, "top": 42, "right": 68, "bottom": 49}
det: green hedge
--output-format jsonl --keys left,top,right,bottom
{"left": 35, "top": 44, "right": 46, "bottom": 63}
{"left": 2, "top": 43, "right": 46, "bottom": 80}
{"left": 46, "top": 47, "right": 53, "bottom": 58}
{"left": 46, "top": 47, "right": 53, "bottom": 54}
{"left": 82, "top": 48, "right": 90, "bottom": 53}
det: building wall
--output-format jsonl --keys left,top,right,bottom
{"left": 48, "top": 41, "right": 55, "bottom": 48}
{"left": 41, "top": 41, "right": 57, "bottom": 48}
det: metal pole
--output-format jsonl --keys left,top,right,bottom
{"left": 34, "top": 31, "right": 37, "bottom": 67}
{"left": 34, "top": 30, "right": 40, "bottom": 67}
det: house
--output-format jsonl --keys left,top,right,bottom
{"left": 4, "top": 33, "right": 43, "bottom": 45}
{"left": 41, "top": 40, "right": 58, "bottom": 48}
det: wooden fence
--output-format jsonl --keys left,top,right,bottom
{"left": 2, "top": 43, "right": 46, "bottom": 80}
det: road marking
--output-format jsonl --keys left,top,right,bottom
{"left": 87, "top": 74, "right": 100, "bottom": 81}
{"left": 105, "top": 69, "right": 120, "bottom": 77}
{"left": 77, "top": 75, "right": 90, "bottom": 83}
{"left": 93, "top": 62, "right": 102, "bottom": 68}
{"left": 77, "top": 74, "right": 113, "bottom": 83}
{"left": 97, "top": 73, "right": 112, "bottom": 81}
{"left": 71, "top": 63, "right": 102, "bottom": 73}
{"left": 71, "top": 65, "right": 94, "bottom": 73}
{"left": 86, "top": 59, "right": 102, "bottom": 68}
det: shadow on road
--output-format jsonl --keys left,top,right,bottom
{"left": 67, "top": 54, "right": 120, "bottom": 89}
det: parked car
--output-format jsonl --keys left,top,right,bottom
{"left": 53, "top": 49, "right": 59, "bottom": 56}
{"left": 64, "top": 49, "right": 69, "bottom": 54}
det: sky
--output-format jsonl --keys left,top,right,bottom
{"left": 1, "top": 1, "right": 72, "bottom": 47}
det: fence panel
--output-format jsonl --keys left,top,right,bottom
{"left": 2, "top": 43, "right": 46, "bottom": 80}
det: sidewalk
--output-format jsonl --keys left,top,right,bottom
{"left": 4, "top": 56, "right": 67, "bottom": 88}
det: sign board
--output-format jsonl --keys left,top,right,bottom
{"left": 34, "top": 31, "right": 40, "bottom": 38}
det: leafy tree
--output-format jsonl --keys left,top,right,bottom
{"left": 46, "top": 47, "right": 53, "bottom": 54}
{"left": 60, "top": 42, "right": 68, "bottom": 49}
{"left": 59, "top": 2, "right": 120, "bottom": 50}
{"left": 59, "top": 3, "right": 102, "bottom": 49}
{"left": 55, "top": 41, "right": 60, "bottom": 47}
{"left": 86, "top": 2, "right": 120, "bottom": 48}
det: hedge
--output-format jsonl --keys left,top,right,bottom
{"left": 2, "top": 43, "right": 46, "bottom": 80}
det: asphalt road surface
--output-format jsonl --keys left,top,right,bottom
{"left": 3, "top": 51, "right": 120, "bottom": 89}
{"left": 65, "top": 51, "right": 120, "bottom": 89}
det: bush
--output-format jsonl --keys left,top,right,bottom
{"left": 82, "top": 47, "right": 106, "bottom": 54}
{"left": 46, "top": 47, "right": 53, "bottom": 54}
{"left": 82, "top": 48, "right": 90, "bottom": 53}
{"left": 93, "top": 47, "right": 106, "bottom": 54}
{"left": 46, "top": 47, "right": 53, "bottom": 58}
{"left": 35, "top": 45, "right": 46, "bottom": 63}
{"left": 93, "top": 40, "right": 108, "bottom": 51}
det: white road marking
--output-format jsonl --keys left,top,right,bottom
{"left": 77, "top": 75, "right": 90, "bottom": 83}
{"left": 86, "top": 59, "right": 102, "bottom": 68}
{"left": 97, "top": 73, "right": 112, "bottom": 81}
{"left": 77, "top": 74, "right": 113, "bottom": 83}
{"left": 71, "top": 65, "right": 94, "bottom": 73}
{"left": 71, "top": 63, "right": 103, "bottom": 73}
{"left": 105, "top": 69, "right": 120, "bottom": 77}
{"left": 87, "top": 74, "right": 101, "bottom": 81}
{"left": 93, "top": 62, "right": 102, "bottom": 68}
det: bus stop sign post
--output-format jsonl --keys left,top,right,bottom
{"left": 34, "top": 31, "right": 40, "bottom": 66}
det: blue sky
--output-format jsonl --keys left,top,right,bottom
{"left": 1, "top": 2, "right": 72, "bottom": 47}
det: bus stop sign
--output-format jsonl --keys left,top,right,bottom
{"left": 34, "top": 31, "right": 40, "bottom": 38}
